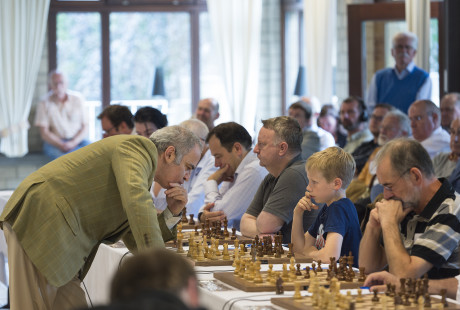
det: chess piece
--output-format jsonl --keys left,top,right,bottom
{"left": 177, "top": 222, "right": 183, "bottom": 239}
{"left": 356, "top": 288, "right": 363, "bottom": 303}
{"left": 287, "top": 243, "right": 293, "bottom": 258}
{"left": 311, "top": 262, "right": 317, "bottom": 275}
{"left": 440, "top": 289, "right": 448, "bottom": 307}
{"left": 276, "top": 276, "right": 284, "bottom": 295}
{"left": 394, "top": 292, "right": 403, "bottom": 305}
{"left": 358, "top": 267, "right": 366, "bottom": 282}
{"left": 304, "top": 267, "right": 310, "bottom": 279}
{"left": 223, "top": 243, "right": 230, "bottom": 260}
{"left": 189, "top": 214, "right": 195, "bottom": 225}
{"left": 372, "top": 289, "right": 379, "bottom": 302}
{"left": 176, "top": 237, "right": 184, "bottom": 253}
{"left": 181, "top": 210, "right": 188, "bottom": 223}
{"left": 317, "top": 260, "right": 322, "bottom": 272}
{"left": 197, "top": 242, "right": 205, "bottom": 261}
{"left": 194, "top": 225, "right": 199, "bottom": 237}
{"left": 282, "top": 263, "right": 289, "bottom": 282}
{"left": 267, "top": 264, "right": 273, "bottom": 277}
{"left": 293, "top": 281, "right": 302, "bottom": 299}
{"left": 296, "top": 263, "right": 302, "bottom": 276}
{"left": 231, "top": 227, "right": 237, "bottom": 240}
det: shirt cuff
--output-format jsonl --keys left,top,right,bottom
{"left": 163, "top": 207, "right": 182, "bottom": 230}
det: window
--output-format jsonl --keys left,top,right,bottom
{"left": 49, "top": 1, "right": 207, "bottom": 141}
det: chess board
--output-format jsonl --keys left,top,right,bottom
{"left": 271, "top": 293, "right": 460, "bottom": 310}
{"left": 177, "top": 249, "right": 313, "bottom": 266}
{"left": 166, "top": 233, "right": 253, "bottom": 247}
{"left": 214, "top": 265, "right": 364, "bottom": 292}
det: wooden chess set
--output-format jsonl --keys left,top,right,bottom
{"left": 167, "top": 218, "right": 253, "bottom": 248}
{"left": 213, "top": 254, "right": 366, "bottom": 292}
{"left": 176, "top": 233, "right": 313, "bottom": 266}
{"left": 271, "top": 274, "right": 459, "bottom": 309}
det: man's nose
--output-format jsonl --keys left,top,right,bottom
{"left": 383, "top": 189, "right": 393, "bottom": 200}
{"left": 184, "top": 170, "right": 191, "bottom": 181}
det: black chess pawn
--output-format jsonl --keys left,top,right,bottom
{"left": 394, "top": 293, "right": 403, "bottom": 305}
{"left": 189, "top": 214, "right": 195, "bottom": 225}
{"left": 295, "top": 263, "right": 302, "bottom": 276}
{"left": 276, "top": 276, "right": 284, "bottom": 295}
{"left": 304, "top": 267, "right": 310, "bottom": 279}
{"left": 371, "top": 289, "right": 379, "bottom": 302}
{"left": 317, "top": 260, "right": 322, "bottom": 272}
{"left": 231, "top": 227, "right": 237, "bottom": 240}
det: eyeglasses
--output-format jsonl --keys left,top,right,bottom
{"left": 102, "top": 126, "right": 117, "bottom": 137}
{"left": 382, "top": 169, "right": 411, "bottom": 192}
{"left": 394, "top": 44, "right": 414, "bottom": 52}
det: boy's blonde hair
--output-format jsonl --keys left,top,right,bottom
{"left": 306, "top": 146, "right": 356, "bottom": 189}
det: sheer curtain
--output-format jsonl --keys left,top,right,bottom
{"left": 206, "top": 0, "right": 262, "bottom": 135}
{"left": 0, "top": 0, "right": 49, "bottom": 157}
{"left": 405, "top": 0, "right": 430, "bottom": 71}
{"left": 304, "top": 0, "right": 336, "bottom": 103}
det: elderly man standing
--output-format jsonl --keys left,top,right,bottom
{"left": 0, "top": 126, "right": 202, "bottom": 310}
{"left": 35, "top": 70, "right": 90, "bottom": 160}
{"left": 440, "top": 93, "right": 460, "bottom": 132}
{"left": 359, "top": 138, "right": 460, "bottom": 279}
{"left": 408, "top": 99, "right": 450, "bottom": 158}
{"left": 366, "top": 32, "right": 431, "bottom": 113}
{"left": 194, "top": 98, "right": 220, "bottom": 131}
{"left": 240, "top": 116, "right": 319, "bottom": 244}
{"left": 340, "top": 96, "right": 374, "bottom": 154}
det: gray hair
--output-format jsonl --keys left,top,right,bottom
{"left": 442, "top": 93, "right": 460, "bottom": 108}
{"left": 392, "top": 31, "right": 418, "bottom": 51}
{"left": 375, "top": 138, "right": 434, "bottom": 178}
{"left": 47, "top": 69, "right": 66, "bottom": 87}
{"left": 150, "top": 126, "right": 202, "bottom": 164}
{"left": 384, "top": 110, "right": 411, "bottom": 136}
{"left": 411, "top": 99, "right": 441, "bottom": 127}
{"left": 261, "top": 116, "right": 302, "bottom": 155}
{"left": 180, "top": 119, "right": 209, "bottom": 141}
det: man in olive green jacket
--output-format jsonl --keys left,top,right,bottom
{"left": 0, "top": 126, "right": 202, "bottom": 310}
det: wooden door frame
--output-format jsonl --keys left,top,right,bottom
{"left": 347, "top": 2, "right": 444, "bottom": 100}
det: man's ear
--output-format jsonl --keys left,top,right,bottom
{"left": 279, "top": 142, "right": 288, "bottom": 156}
{"left": 164, "top": 145, "right": 176, "bottom": 164}
{"left": 233, "top": 142, "right": 243, "bottom": 156}
{"left": 409, "top": 167, "right": 422, "bottom": 185}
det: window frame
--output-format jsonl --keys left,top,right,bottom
{"left": 347, "top": 1, "right": 445, "bottom": 100}
{"left": 48, "top": 0, "right": 207, "bottom": 111}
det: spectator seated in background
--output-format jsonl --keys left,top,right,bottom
{"left": 351, "top": 103, "right": 394, "bottom": 175}
{"left": 35, "top": 70, "right": 90, "bottom": 160}
{"left": 346, "top": 110, "right": 411, "bottom": 228}
{"left": 296, "top": 97, "right": 335, "bottom": 150}
{"left": 359, "top": 138, "right": 460, "bottom": 280}
{"left": 153, "top": 119, "right": 217, "bottom": 216}
{"left": 288, "top": 101, "right": 321, "bottom": 160}
{"left": 133, "top": 107, "right": 168, "bottom": 138}
{"left": 408, "top": 99, "right": 450, "bottom": 159}
{"left": 240, "top": 117, "right": 319, "bottom": 244}
{"left": 318, "top": 104, "right": 347, "bottom": 148}
{"left": 291, "top": 146, "right": 361, "bottom": 267}
{"left": 97, "top": 104, "right": 134, "bottom": 138}
{"left": 440, "top": 92, "right": 460, "bottom": 132}
{"left": 433, "top": 118, "right": 460, "bottom": 179}
{"left": 340, "top": 96, "right": 373, "bottom": 154}
{"left": 194, "top": 98, "right": 220, "bottom": 131}
{"left": 366, "top": 31, "right": 431, "bottom": 114}
{"left": 198, "top": 122, "right": 267, "bottom": 229}
{"left": 88, "top": 249, "right": 204, "bottom": 310}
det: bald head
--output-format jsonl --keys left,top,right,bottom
{"left": 195, "top": 98, "right": 219, "bottom": 130}
{"left": 440, "top": 93, "right": 460, "bottom": 130}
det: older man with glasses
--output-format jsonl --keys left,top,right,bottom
{"left": 366, "top": 31, "right": 431, "bottom": 113}
{"left": 359, "top": 138, "right": 460, "bottom": 281}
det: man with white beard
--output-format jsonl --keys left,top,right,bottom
{"left": 366, "top": 32, "right": 431, "bottom": 114}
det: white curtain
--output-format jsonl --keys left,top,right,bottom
{"left": 405, "top": 0, "right": 430, "bottom": 71}
{"left": 304, "top": 0, "right": 336, "bottom": 103}
{"left": 206, "top": 0, "right": 262, "bottom": 134}
{"left": 0, "top": 0, "right": 50, "bottom": 157}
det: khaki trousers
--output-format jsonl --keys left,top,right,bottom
{"left": 3, "top": 222, "right": 88, "bottom": 310}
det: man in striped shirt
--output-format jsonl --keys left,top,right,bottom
{"left": 359, "top": 138, "right": 460, "bottom": 279}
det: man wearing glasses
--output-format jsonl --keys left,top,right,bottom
{"left": 359, "top": 138, "right": 460, "bottom": 280}
{"left": 366, "top": 31, "right": 431, "bottom": 114}
{"left": 98, "top": 104, "right": 134, "bottom": 138}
